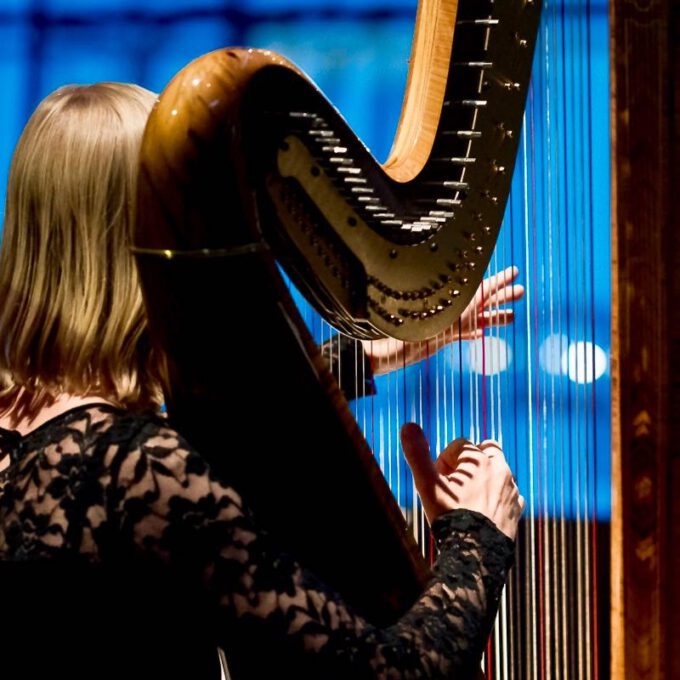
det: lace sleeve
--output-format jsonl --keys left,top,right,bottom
{"left": 108, "top": 420, "right": 515, "bottom": 679}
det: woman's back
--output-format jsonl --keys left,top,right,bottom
{"left": 0, "top": 404, "right": 222, "bottom": 679}
{"left": 0, "top": 403, "right": 516, "bottom": 679}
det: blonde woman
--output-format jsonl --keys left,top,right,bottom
{"left": 0, "top": 83, "right": 523, "bottom": 679}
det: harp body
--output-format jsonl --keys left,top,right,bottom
{"left": 132, "top": 0, "right": 680, "bottom": 677}
{"left": 135, "top": 0, "right": 540, "bottom": 628}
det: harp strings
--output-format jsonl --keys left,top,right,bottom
{"left": 280, "top": 0, "right": 606, "bottom": 676}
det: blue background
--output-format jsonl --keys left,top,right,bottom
{"left": 0, "top": 0, "right": 610, "bottom": 525}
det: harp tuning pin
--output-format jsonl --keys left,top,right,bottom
{"left": 347, "top": 216, "right": 358, "bottom": 227}
{"left": 475, "top": 246, "right": 484, "bottom": 254}
{"left": 449, "top": 289, "right": 461, "bottom": 298}
{"left": 467, "top": 262, "right": 477, "bottom": 271}
{"left": 455, "top": 130, "right": 482, "bottom": 139}
{"left": 492, "top": 161, "right": 506, "bottom": 174}
{"left": 483, "top": 225, "right": 492, "bottom": 235}
{"left": 482, "top": 190, "right": 499, "bottom": 205}
{"left": 497, "top": 122, "right": 513, "bottom": 138}
{"left": 337, "top": 166, "right": 362, "bottom": 175}
{"left": 442, "top": 297, "right": 453, "bottom": 307}
{"left": 515, "top": 33, "right": 528, "bottom": 47}
{"left": 430, "top": 242, "right": 439, "bottom": 252}
{"left": 459, "top": 277, "right": 469, "bottom": 285}
{"left": 443, "top": 180, "right": 470, "bottom": 191}
{"left": 389, "top": 249, "right": 398, "bottom": 259}
{"left": 464, "top": 232, "right": 477, "bottom": 242}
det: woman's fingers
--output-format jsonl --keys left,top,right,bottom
{"left": 400, "top": 423, "right": 438, "bottom": 492}
{"left": 403, "top": 426, "right": 523, "bottom": 532}
{"left": 474, "top": 266, "right": 520, "bottom": 305}
{"left": 402, "top": 424, "right": 465, "bottom": 522}
{"left": 435, "top": 437, "right": 476, "bottom": 474}
{"left": 483, "top": 283, "right": 525, "bottom": 308}
{"left": 480, "top": 309, "right": 515, "bottom": 325}
{"left": 478, "top": 439, "right": 504, "bottom": 457}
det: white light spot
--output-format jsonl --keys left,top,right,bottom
{"left": 171, "top": 109, "right": 178, "bottom": 116}
{"left": 468, "top": 337, "right": 512, "bottom": 375}
{"left": 539, "top": 333, "right": 568, "bottom": 375}
{"left": 192, "top": 78, "right": 201, "bottom": 87}
{"left": 561, "top": 341, "right": 608, "bottom": 383}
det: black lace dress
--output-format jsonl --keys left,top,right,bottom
{"left": 0, "top": 405, "right": 514, "bottom": 679}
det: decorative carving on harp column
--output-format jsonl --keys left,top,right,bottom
{"left": 135, "top": 0, "right": 539, "bottom": 627}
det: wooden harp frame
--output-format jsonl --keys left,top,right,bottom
{"left": 134, "top": 0, "right": 540, "bottom": 632}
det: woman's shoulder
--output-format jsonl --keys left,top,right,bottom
{"left": 25, "top": 403, "right": 195, "bottom": 466}
{"left": 102, "top": 406, "right": 210, "bottom": 483}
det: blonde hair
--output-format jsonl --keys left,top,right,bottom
{"left": 0, "top": 82, "right": 161, "bottom": 414}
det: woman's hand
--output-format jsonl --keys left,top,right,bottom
{"left": 400, "top": 423, "right": 524, "bottom": 540}
{"left": 457, "top": 265, "right": 524, "bottom": 341}
{"left": 362, "top": 266, "right": 524, "bottom": 374}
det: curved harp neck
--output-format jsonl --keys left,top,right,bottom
{"left": 384, "top": 0, "right": 458, "bottom": 183}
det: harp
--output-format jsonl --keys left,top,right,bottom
{"left": 134, "top": 0, "right": 680, "bottom": 677}
{"left": 135, "top": 0, "right": 540, "bottom": 627}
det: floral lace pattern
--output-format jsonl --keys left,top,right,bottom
{"left": 0, "top": 405, "right": 514, "bottom": 678}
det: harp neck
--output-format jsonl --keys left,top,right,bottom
{"left": 384, "top": 0, "right": 459, "bottom": 183}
